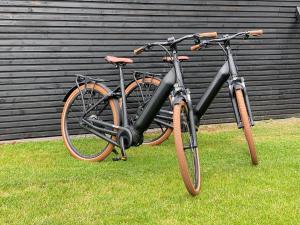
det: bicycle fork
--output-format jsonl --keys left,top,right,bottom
{"left": 228, "top": 77, "right": 255, "bottom": 128}
{"left": 186, "top": 90, "right": 198, "bottom": 148}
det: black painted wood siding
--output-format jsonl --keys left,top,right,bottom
{"left": 1, "top": 0, "right": 300, "bottom": 140}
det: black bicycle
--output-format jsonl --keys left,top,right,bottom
{"left": 61, "top": 32, "right": 217, "bottom": 195}
{"left": 127, "top": 30, "right": 263, "bottom": 165}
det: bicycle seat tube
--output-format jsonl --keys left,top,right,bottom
{"left": 118, "top": 64, "right": 129, "bottom": 127}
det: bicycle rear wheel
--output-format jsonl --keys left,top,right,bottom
{"left": 173, "top": 100, "right": 201, "bottom": 196}
{"left": 235, "top": 89, "right": 258, "bottom": 165}
{"left": 125, "top": 77, "right": 173, "bottom": 145}
{"left": 61, "top": 83, "right": 119, "bottom": 161}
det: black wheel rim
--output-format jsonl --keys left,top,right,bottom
{"left": 64, "top": 87, "right": 115, "bottom": 159}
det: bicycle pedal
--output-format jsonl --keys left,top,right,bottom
{"left": 112, "top": 156, "right": 127, "bottom": 161}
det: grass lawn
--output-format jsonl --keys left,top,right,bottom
{"left": 0, "top": 118, "right": 300, "bottom": 224}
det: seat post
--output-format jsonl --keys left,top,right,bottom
{"left": 118, "top": 64, "right": 128, "bottom": 127}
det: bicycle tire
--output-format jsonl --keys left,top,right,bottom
{"left": 61, "top": 83, "right": 119, "bottom": 161}
{"left": 235, "top": 89, "right": 258, "bottom": 165}
{"left": 173, "top": 100, "right": 201, "bottom": 196}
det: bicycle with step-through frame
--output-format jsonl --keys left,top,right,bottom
{"left": 61, "top": 32, "right": 218, "bottom": 195}
{"left": 127, "top": 30, "right": 263, "bottom": 165}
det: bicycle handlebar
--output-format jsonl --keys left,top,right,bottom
{"left": 190, "top": 29, "right": 263, "bottom": 51}
{"left": 248, "top": 29, "right": 263, "bottom": 36}
{"left": 133, "top": 31, "right": 218, "bottom": 55}
{"left": 198, "top": 32, "right": 218, "bottom": 38}
{"left": 133, "top": 46, "right": 145, "bottom": 55}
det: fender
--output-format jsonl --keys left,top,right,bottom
{"left": 63, "top": 81, "right": 111, "bottom": 102}
{"left": 172, "top": 94, "right": 185, "bottom": 106}
{"left": 70, "top": 75, "right": 162, "bottom": 104}
{"left": 62, "top": 81, "right": 122, "bottom": 126}
{"left": 229, "top": 77, "right": 255, "bottom": 128}
{"left": 63, "top": 84, "right": 81, "bottom": 102}
{"left": 124, "top": 74, "right": 162, "bottom": 94}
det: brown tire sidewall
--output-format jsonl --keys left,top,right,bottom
{"left": 235, "top": 89, "right": 258, "bottom": 165}
{"left": 61, "top": 83, "right": 119, "bottom": 161}
{"left": 173, "top": 101, "right": 200, "bottom": 196}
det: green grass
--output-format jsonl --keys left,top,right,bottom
{"left": 1, "top": 118, "right": 300, "bottom": 225}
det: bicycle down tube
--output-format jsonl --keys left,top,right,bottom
{"left": 193, "top": 60, "right": 230, "bottom": 124}
{"left": 193, "top": 39, "right": 255, "bottom": 128}
{"left": 132, "top": 68, "right": 176, "bottom": 136}
{"left": 132, "top": 50, "right": 190, "bottom": 144}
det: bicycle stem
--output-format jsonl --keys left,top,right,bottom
{"left": 172, "top": 49, "right": 185, "bottom": 87}
{"left": 226, "top": 44, "right": 238, "bottom": 78}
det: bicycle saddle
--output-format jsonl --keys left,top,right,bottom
{"left": 105, "top": 55, "right": 133, "bottom": 64}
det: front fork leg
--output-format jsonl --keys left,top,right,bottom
{"left": 186, "top": 90, "right": 198, "bottom": 148}
{"left": 228, "top": 77, "right": 255, "bottom": 129}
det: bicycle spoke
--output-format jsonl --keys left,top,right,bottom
{"left": 63, "top": 85, "right": 116, "bottom": 159}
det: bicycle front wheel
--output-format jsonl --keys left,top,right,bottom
{"left": 235, "top": 89, "right": 258, "bottom": 165}
{"left": 61, "top": 83, "right": 119, "bottom": 161}
{"left": 173, "top": 100, "right": 201, "bottom": 196}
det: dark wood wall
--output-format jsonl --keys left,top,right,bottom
{"left": 1, "top": 0, "right": 300, "bottom": 140}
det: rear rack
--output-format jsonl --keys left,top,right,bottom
{"left": 133, "top": 71, "right": 162, "bottom": 81}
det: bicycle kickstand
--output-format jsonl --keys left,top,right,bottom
{"left": 112, "top": 136, "right": 127, "bottom": 161}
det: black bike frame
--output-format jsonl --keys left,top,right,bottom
{"left": 80, "top": 46, "right": 190, "bottom": 148}
{"left": 193, "top": 42, "right": 254, "bottom": 128}
{"left": 131, "top": 48, "right": 193, "bottom": 145}
{"left": 132, "top": 67, "right": 176, "bottom": 134}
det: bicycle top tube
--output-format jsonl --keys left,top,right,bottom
{"left": 133, "top": 31, "right": 217, "bottom": 55}
{"left": 190, "top": 30, "right": 263, "bottom": 51}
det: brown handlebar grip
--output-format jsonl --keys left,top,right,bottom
{"left": 248, "top": 29, "right": 263, "bottom": 36}
{"left": 133, "top": 47, "right": 144, "bottom": 55}
{"left": 199, "top": 32, "right": 217, "bottom": 38}
{"left": 190, "top": 44, "right": 201, "bottom": 51}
